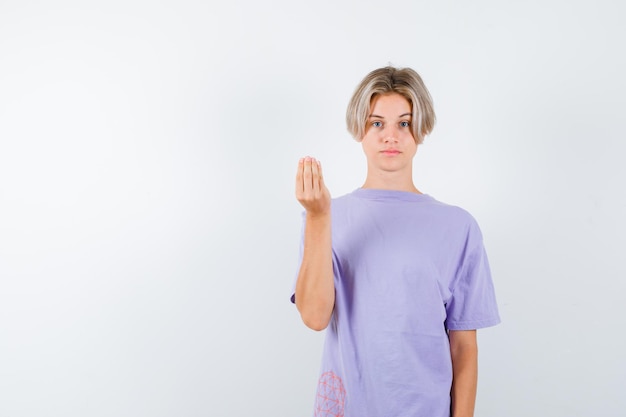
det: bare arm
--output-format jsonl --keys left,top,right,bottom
{"left": 449, "top": 330, "right": 478, "bottom": 417}
{"left": 294, "top": 157, "right": 334, "bottom": 331}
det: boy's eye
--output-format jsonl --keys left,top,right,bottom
{"left": 372, "top": 121, "right": 382, "bottom": 127}
{"left": 400, "top": 121, "right": 410, "bottom": 127}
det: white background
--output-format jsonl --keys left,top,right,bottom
{"left": 1, "top": 1, "right": 625, "bottom": 416}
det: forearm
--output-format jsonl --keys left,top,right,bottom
{"left": 450, "top": 330, "right": 478, "bottom": 417}
{"left": 295, "top": 212, "right": 335, "bottom": 331}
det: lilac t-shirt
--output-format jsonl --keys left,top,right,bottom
{"left": 292, "top": 188, "right": 500, "bottom": 417}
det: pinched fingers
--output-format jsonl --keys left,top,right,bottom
{"left": 295, "top": 156, "right": 330, "bottom": 213}
{"left": 296, "top": 156, "right": 317, "bottom": 194}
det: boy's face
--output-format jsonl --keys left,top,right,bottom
{"left": 360, "top": 93, "right": 417, "bottom": 174}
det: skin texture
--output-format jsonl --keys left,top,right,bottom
{"left": 449, "top": 329, "right": 478, "bottom": 417}
{"left": 360, "top": 93, "right": 420, "bottom": 193}
{"left": 294, "top": 157, "right": 334, "bottom": 331}
{"left": 294, "top": 92, "right": 479, "bottom": 416}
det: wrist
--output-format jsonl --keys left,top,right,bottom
{"left": 305, "top": 210, "right": 331, "bottom": 221}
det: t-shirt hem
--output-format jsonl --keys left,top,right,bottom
{"left": 445, "top": 316, "right": 501, "bottom": 331}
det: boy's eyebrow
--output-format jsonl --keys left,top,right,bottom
{"left": 368, "top": 113, "right": 412, "bottom": 118}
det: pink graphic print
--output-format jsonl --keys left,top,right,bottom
{"left": 314, "top": 371, "right": 346, "bottom": 417}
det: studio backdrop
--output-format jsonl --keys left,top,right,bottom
{"left": 0, "top": 1, "right": 624, "bottom": 416}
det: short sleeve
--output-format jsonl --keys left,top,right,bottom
{"left": 444, "top": 221, "right": 501, "bottom": 331}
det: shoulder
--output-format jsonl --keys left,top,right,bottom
{"left": 330, "top": 190, "right": 481, "bottom": 228}
{"left": 431, "top": 199, "right": 479, "bottom": 225}
{"left": 419, "top": 197, "right": 485, "bottom": 244}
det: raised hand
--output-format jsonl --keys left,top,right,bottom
{"left": 295, "top": 156, "right": 331, "bottom": 217}
{"left": 294, "top": 156, "right": 335, "bottom": 331}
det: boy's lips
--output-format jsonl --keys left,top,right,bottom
{"left": 381, "top": 149, "right": 401, "bottom": 155}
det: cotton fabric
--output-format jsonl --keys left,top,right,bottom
{"left": 292, "top": 188, "right": 500, "bottom": 417}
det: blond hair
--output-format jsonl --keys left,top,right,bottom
{"left": 346, "top": 66, "right": 436, "bottom": 144}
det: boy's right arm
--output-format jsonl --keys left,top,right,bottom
{"left": 294, "top": 157, "right": 335, "bottom": 331}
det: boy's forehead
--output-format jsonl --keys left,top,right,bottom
{"left": 368, "top": 95, "right": 412, "bottom": 117}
